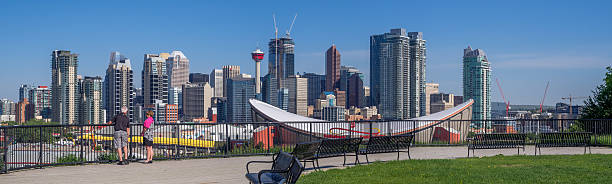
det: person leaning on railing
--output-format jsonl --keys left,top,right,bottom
{"left": 141, "top": 111, "right": 155, "bottom": 164}
{"left": 108, "top": 106, "right": 130, "bottom": 165}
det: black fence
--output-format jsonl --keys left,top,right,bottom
{"left": 1, "top": 119, "right": 611, "bottom": 173}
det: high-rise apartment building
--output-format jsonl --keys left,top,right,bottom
{"left": 302, "top": 73, "right": 325, "bottom": 106}
{"left": 167, "top": 51, "right": 190, "bottom": 89}
{"left": 222, "top": 65, "right": 240, "bottom": 97}
{"left": 370, "top": 29, "right": 426, "bottom": 120}
{"left": 189, "top": 73, "right": 209, "bottom": 84}
{"left": 105, "top": 52, "right": 134, "bottom": 124}
{"left": 284, "top": 75, "right": 308, "bottom": 116}
{"left": 0, "top": 99, "right": 16, "bottom": 115}
{"left": 326, "top": 45, "right": 341, "bottom": 91}
{"left": 182, "top": 82, "right": 213, "bottom": 121}
{"left": 19, "top": 84, "right": 31, "bottom": 102}
{"left": 51, "top": 50, "right": 80, "bottom": 124}
{"left": 226, "top": 75, "right": 255, "bottom": 122}
{"left": 28, "top": 86, "right": 52, "bottom": 118}
{"left": 210, "top": 69, "right": 223, "bottom": 97}
{"left": 463, "top": 46, "right": 491, "bottom": 124}
{"left": 408, "top": 32, "right": 427, "bottom": 117}
{"left": 143, "top": 54, "right": 168, "bottom": 107}
{"left": 81, "top": 76, "right": 104, "bottom": 124}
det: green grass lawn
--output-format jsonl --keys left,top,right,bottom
{"left": 298, "top": 154, "right": 612, "bottom": 184}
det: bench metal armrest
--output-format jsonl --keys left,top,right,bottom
{"left": 246, "top": 160, "right": 274, "bottom": 173}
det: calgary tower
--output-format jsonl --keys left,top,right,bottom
{"left": 251, "top": 48, "right": 264, "bottom": 94}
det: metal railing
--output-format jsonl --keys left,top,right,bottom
{"left": 1, "top": 119, "right": 611, "bottom": 173}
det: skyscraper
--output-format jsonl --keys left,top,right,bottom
{"left": 326, "top": 45, "right": 341, "bottom": 91}
{"left": 18, "top": 84, "right": 31, "bottom": 102}
{"left": 81, "top": 76, "right": 104, "bottom": 124}
{"left": 408, "top": 32, "right": 427, "bottom": 117}
{"left": 302, "top": 73, "right": 326, "bottom": 106}
{"left": 370, "top": 29, "right": 426, "bottom": 120}
{"left": 182, "top": 82, "right": 212, "bottom": 121}
{"left": 284, "top": 75, "right": 308, "bottom": 116}
{"left": 28, "top": 86, "right": 52, "bottom": 118}
{"left": 51, "top": 50, "right": 79, "bottom": 124}
{"left": 143, "top": 54, "right": 169, "bottom": 107}
{"left": 189, "top": 73, "right": 209, "bottom": 84}
{"left": 347, "top": 73, "right": 365, "bottom": 108}
{"left": 463, "top": 46, "right": 491, "bottom": 124}
{"left": 222, "top": 65, "right": 240, "bottom": 97}
{"left": 340, "top": 66, "right": 365, "bottom": 108}
{"left": 210, "top": 69, "right": 223, "bottom": 97}
{"left": 226, "top": 75, "right": 255, "bottom": 122}
{"left": 167, "top": 51, "right": 190, "bottom": 89}
{"left": 262, "top": 74, "right": 279, "bottom": 107}
{"left": 268, "top": 37, "right": 295, "bottom": 82}
{"left": 105, "top": 52, "right": 134, "bottom": 123}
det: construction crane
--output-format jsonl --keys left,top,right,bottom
{"left": 561, "top": 95, "right": 588, "bottom": 118}
{"left": 539, "top": 81, "right": 550, "bottom": 113}
{"left": 496, "top": 78, "right": 510, "bottom": 117}
{"left": 285, "top": 13, "right": 298, "bottom": 38}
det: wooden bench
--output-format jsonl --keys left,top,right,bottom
{"left": 467, "top": 133, "right": 526, "bottom": 157}
{"left": 312, "top": 137, "right": 362, "bottom": 170}
{"left": 535, "top": 132, "right": 591, "bottom": 155}
{"left": 245, "top": 151, "right": 304, "bottom": 184}
{"left": 359, "top": 135, "right": 414, "bottom": 163}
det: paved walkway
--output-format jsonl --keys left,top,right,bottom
{"left": 2, "top": 146, "right": 611, "bottom": 184}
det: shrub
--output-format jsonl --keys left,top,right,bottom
{"left": 57, "top": 154, "right": 85, "bottom": 164}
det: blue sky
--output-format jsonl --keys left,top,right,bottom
{"left": 0, "top": 0, "right": 610, "bottom": 105}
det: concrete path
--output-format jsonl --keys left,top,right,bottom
{"left": 2, "top": 146, "right": 611, "bottom": 184}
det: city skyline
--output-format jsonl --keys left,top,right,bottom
{"left": 1, "top": 1, "right": 611, "bottom": 105}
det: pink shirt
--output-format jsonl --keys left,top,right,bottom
{"left": 144, "top": 117, "right": 153, "bottom": 129}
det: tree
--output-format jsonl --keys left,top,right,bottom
{"left": 579, "top": 66, "right": 612, "bottom": 133}
{"left": 581, "top": 66, "right": 612, "bottom": 119}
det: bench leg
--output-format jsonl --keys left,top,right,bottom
{"left": 315, "top": 158, "right": 320, "bottom": 171}
{"left": 408, "top": 148, "right": 411, "bottom": 160}
{"left": 589, "top": 146, "right": 592, "bottom": 154}
{"left": 355, "top": 154, "right": 359, "bottom": 165}
{"left": 397, "top": 151, "right": 400, "bottom": 160}
{"left": 343, "top": 153, "right": 347, "bottom": 166}
{"left": 365, "top": 154, "right": 369, "bottom": 164}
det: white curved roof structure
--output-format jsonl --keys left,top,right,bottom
{"left": 250, "top": 98, "right": 474, "bottom": 139}
{"left": 249, "top": 99, "right": 473, "bottom": 122}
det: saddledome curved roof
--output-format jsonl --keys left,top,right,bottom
{"left": 249, "top": 98, "right": 473, "bottom": 122}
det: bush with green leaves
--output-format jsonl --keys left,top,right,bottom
{"left": 96, "top": 153, "right": 118, "bottom": 162}
{"left": 57, "top": 154, "right": 85, "bottom": 164}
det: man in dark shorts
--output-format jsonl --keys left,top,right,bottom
{"left": 108, "top": 106, "right": 130, "bottom": 165}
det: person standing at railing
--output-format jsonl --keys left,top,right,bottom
{"left": 108, "top": 106, "right": 130, "bottom": 165}
{"left": 141, "top": 111, "right": 154, "bottom": 164}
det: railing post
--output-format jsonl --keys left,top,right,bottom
{"left": 2, "top": 128, "right": 7, "bottom": 173}
{"left": 267, "top": 122, "right": 271, "bottom": 154}
{"left": 80, "top": 125, "right": 83, "bottom": 164}
{"left": 225, "top": 123, "right": 229, "bottom": 156}
{"left": 39, "top": 126, "right": 43, "bottom": 169}
{"left": 309, "top": 122, "right": 313, "bottom": 142}
{"left": 177, "top": 124, "right": 181, "bottom": 159}
{"left": 369, "top": 122, "right": 372, "bottom": 138}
